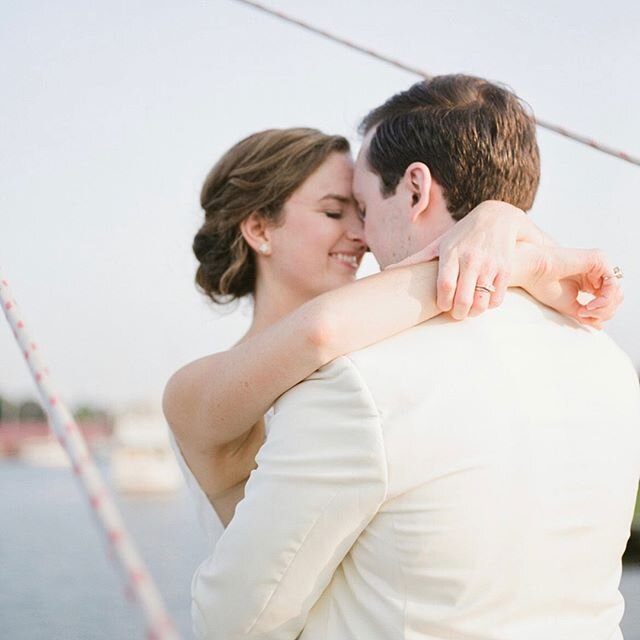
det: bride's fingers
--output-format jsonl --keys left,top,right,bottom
{"left": 579, "top": 304, "right": 613, "bottom": 321}
{"left": 450, "top": 258, "right": 480, "bottom": 319}
{"left": 575, "top": 309, "right": 605, "bottom": 329}
{"left": 590, "top": 290, "right": 622, "bottom": 321}
{"left": 585, "top": 277, "right": 622, "bottom": 311}
{"left": 584, "top": 249, "right": 612, "bottom": 290}
{"left": 436, "top": 249, "right": 459, "bottom": 312}
{"left": 488, "top": 267, "right": 509, "bottom": 309}
{"left": 468, "top": 289, "right": 490, "bottom": 317}
{"left": 570, "top": 305, "right": 603, "bottom": 329}
{"left": 579, "top": 287, "right": 623, "bottom": 323}
{"left": 544, "top": 247, "right": 605, "bottom": 283}
{"left": 579, "top": 287, "right": 623, "bottom": 325}
{"left": 469, "top": 268, "right": 497, "bottom": 317}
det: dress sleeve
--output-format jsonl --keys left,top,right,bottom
{"left": 191, "top": 356, "right": 388, "bottom": 640}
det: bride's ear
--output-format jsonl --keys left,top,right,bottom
{"left": 240, "top": 212, "right": 272, "bottom": 256}
{"left": 403, "top": 162, "right": 432, "bottom": 224}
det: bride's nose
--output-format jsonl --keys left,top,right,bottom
{"left": 346, "top": 227, "right": 367, "bottom": 249}
{"left": 345, "top": 216, "right": 366, "bottom": 243}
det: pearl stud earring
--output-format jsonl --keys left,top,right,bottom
{"left": 258, "top": 242, "right": 270, "bottom": 255}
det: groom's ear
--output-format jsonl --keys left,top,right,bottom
{"left": 403, "top": 162, "right": 432, "bottom": 223}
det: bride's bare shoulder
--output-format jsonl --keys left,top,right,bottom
{"left": 162, "top": 350, "right": 231, "bottom": 441}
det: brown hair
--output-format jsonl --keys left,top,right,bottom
{"left": 360, "top": 74, "right": 540, "bottom": 220}
{"left": 193, "top": 128, "right": 350, "bottom": 303}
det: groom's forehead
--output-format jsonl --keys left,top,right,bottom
{"left": 357, "top": 128, "right": 376, "bottom": 159}
{"left": 351, "top": 156, "right": 366, "bottom": 195}
{"left": 353, "top": 133, "right": 374, "bottom": 186}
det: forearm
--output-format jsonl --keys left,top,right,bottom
{"left": 510, "top": 240, "right": 560, "bottom": 290}
{"left": 164, "top": 305, "right": 325, "bottom": 450}
{"left": 165, "top": 261, "right": 441, "bottom": 453}
{"left": 305, "top": 260, "right": 441, "bottom": 362}
{"left": 510, "top": 242, "right": 536, "bottom": 289}
{"left": 167, "top": 244, "right": 560, "bottom": 454}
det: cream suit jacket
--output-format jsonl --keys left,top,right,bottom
{"left": 192, "top": 290, "right": 640, "bottom": 640}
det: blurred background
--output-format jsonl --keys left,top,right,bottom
{"left": 1, "top": 1, "right": 639, "bottom": 637}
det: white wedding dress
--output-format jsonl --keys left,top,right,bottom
{"left": 169, "top": 431, "right": 223, "bottom": 542}
{"left": 169, "top": 410, "right": 274, "bottom": 544}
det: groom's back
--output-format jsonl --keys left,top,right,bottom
{"left": 304, "top": 290, "right": 640, "bottom": 640}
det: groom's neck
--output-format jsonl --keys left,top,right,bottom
{"left": 397, "top": 207, "right": 457, "bottom": 264}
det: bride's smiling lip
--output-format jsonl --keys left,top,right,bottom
{"left": 328, "top": 251, "right": 365, "bottom": 270}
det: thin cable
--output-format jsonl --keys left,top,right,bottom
{"left": 232, "top": 0, "right": 640, "bottom": 167}
{"left": 0, "top": 273, "right": 181, "bottom": 640}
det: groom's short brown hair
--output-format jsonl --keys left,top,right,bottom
{"left": 360, "top": 74, "right": 540, "bottom": 220}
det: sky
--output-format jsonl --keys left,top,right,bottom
{"left": 1, "top": 0, "right": 639, "bottom": 413}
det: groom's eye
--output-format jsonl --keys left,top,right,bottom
{"left": 324, "top": 211, "right": 343, "bottom": 219}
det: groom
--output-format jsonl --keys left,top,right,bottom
{"left": 192, "top": 75, "right": 640, "bottom": 639}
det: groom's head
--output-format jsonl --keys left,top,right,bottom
{"left": 353, "top": 74, "right": 540, "bottom": 267}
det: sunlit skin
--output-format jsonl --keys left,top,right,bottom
{"left": 164, "top": 143, "right": 624, "bottom": 530}
{"left": 241, "top": 151, "right": 367, "bottom": 336}
{"left": 353, "top": 128, "right": 455, "bottom": 269}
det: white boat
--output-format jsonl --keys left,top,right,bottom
{"left": 19, "top": 435, "right": 71, "bottom": 468}
{"left": 110, "top": 410, "right": 183, "bottom": 494}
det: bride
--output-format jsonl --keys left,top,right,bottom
{"left": 162, "top": 127, "right": 621, "bottom": 537}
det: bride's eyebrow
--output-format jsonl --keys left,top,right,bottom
{"left": 318, "top": 194, "right": 352, "bottom": 205}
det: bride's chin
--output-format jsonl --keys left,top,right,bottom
{"left": 330, "top": 272, "right": 357, "bottom": 287}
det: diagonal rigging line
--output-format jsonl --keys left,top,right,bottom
{"left": 231, "top": 0, "right": 640, "bottom": 167}
{"left": 0, "top": 274, "right": 181, "bottom": 640}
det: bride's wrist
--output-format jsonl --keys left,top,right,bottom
{"left": 514, "top": 213, "right": 561, "bottom": 249}
{"left": 511, "top": 242, "right": 539, "bottom": 290}
{"left": 513, "top": 211, "right": 545, "bottom": 246}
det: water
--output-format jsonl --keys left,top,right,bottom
{"left": 1, "top": 459, "right": 640, "bottom": 639}
{"left": 0, "top": 459, "right": 210, "bottom": 639}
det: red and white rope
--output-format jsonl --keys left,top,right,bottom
{"left": 0, "top": 273, "right": 181, "bottom": 640}
{"left": 232, "top": 0, "right": 640, "bottom": 167}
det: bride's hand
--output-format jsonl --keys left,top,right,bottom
{"left": 386, "top": 200, "right": 546, "bottom": 319}
{"left": 514, "top": 243, "right": 624, "bottom": 329}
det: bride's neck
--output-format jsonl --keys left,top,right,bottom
{"left": 239, "top": 277, "right": 311, "bottom": 343}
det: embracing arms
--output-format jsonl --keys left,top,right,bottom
{"left": 162, "top": 202, "right": 622, "bottom": 518}
{"left": 162, "top": 258, "right": 443, "bottom": 511}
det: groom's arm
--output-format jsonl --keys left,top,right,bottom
{"left": 191, "top": 356, "right": 388, "bottom": 640}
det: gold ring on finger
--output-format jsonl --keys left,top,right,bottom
{"left": 475, "top": 284, "right": 496, "bottom": 294}
{"left": 603, "top": 266, "right": 624, "bottom": 281}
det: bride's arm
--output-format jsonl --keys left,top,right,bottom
{"left": 165, "top": 258, "right": 457, "bottom": 525}
{"left": 162, "top": 260, "right": 443, "bottom": 521}
{"left": 162, "top": 205, "right": 621, "bottom": 512}
{"left": 163, "top": 203, "right": 520, "bottom": 463}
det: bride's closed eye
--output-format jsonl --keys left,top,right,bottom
{"left": 324, "top": 211, "right": 344, "bottom": 219}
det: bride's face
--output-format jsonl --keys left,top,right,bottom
{"left": 265, "top": 152, "right": 367, "bottom": 302}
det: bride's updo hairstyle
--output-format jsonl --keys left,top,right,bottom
{"left": 194, "top": 128, "right": 350, "bottom": 304}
